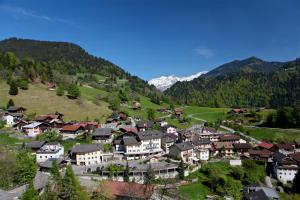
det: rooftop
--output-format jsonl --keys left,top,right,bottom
{"left": 93, "top": 128, "right": 112, "bottom": 136}
{"left": 171, "top": 142, "right": 193, "bottom": 151}
{"left": 22, "top": 122, "right": 43, "bottom": 129}
{"left": 71, "top": 144, "right": 102, "bottom": 154}
{"left": 123, "top": 136, "right": 140, "bottom": 146}
{"left": 137, "top": 130, "right": 163, "bottom": 140}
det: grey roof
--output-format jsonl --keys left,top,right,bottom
{"left": 272, "top": 151, "right": 286, "bottom": 162}
{"left": 137, "top": 130, "right": 163, "bottom": 140}
{"left": 172, "top": 142, "right": 193, "bottom": 151}
{"left": 34, "top": 171, "right": 49, "bottom": 190}
{"left": 243, "top": 185, "right": 279, "bottom": 200}
{"left": 93, "top": 128, "right": 112, "bottom": 136}
{"left": 123, "top": 137, "right": 140, "bottom": 146}
{"left": 192, "top": 138, "right": 211, "bottom": 146}
{"left": 7, "top": 106, "right": 26, "bottom": 112}
{"left": 71, "top": 144, "right": 102, "bottom": 154}
{"left": 26, "top": 141, "right": 46, "bottom": 149}
{"left": 39, "top": 158, "right": 65, "bottom": 169}
{"left": 161, "top": 133, "right": 177, "bottom": 144}
{"left": 244, "top": 189, "right": 269, "bottom": 200}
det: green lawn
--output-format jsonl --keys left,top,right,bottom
{"left": 183, "top": 106, "right": 230, "bottom": 122}
{"left": 79, "top": 85, "right": 108, "bottom": 102}
{"left": 245, "top": 127, "right": 300, "bottom": 142}
{"left": 179, "top": 182, "right": 209, "bottom": 200}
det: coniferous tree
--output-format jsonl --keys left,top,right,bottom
{"left": 178, "top": 159, "right": 185, "bottom": 180}
{"left": 67, "top": 83, "right": 80, "bottom": 99}
{"left": 9, "top": 81, "right": 18, "bottom": 95}
{"left": 60, "top": 165, "right": 89, "bottom": 200}
{"left": 124, "top": 162, "right": 130, "bottom": 182}
{"left": 6, "top": 99, "right": 15, "bottom": 109}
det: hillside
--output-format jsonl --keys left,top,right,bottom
{"left": 205, "top": 56, "right": 284, "bottom": 77}
{"left": 0, "top": 81, "right": 111, "bottom": 121}
{"left": 166, "top": 58, "right": 300, "bottom": 108}
{"left": 0, "top": 38, "right": 159, "bottom": 97}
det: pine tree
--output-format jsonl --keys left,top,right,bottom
{"left": 124, "top": 162, "right": 130, "bottom": 182}
{"left": 9, "top": 81, "right": 18, "bottom": 95}
{"left": 67, "top": 83, "right": 80, "bottom": 99}
{"left": 21, "top": 181, "right": 38, "bottom": 200}
{"left": 144, "top": 165, "right": 155, "bottom": 185}
{"left": 178, "top": 159, "right": 185, "bottom": 180}
{"left": 60, "top": 165, "right": 89, "bottom": 200}
{"left": 6, "top": 99, "right": 15, "bottom": 109}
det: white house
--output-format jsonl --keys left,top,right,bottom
{"left": 122, "top": 131, "right": 163, "bottom": 160}
{"left": 70, "top": 144, "right": 112, "bottom": 165}
{"left": 276, "top": 165, "right": 298, "bottom": 184}
{"left": 36, "top": 142, "right": 64, "bottom": 163}
{"left": 22, "top": 122, "right": 44, "bottom": 137}
{"left": 194, "top": 148, "right": 209, "bottom": 161}
{"left": 2, "top": 114, "right": 14, "bottom": 127}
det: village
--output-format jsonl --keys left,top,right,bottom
{"left": 1, "top": 103, "right": 300, "bottom": 200}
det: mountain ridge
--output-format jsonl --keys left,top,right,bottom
{"left": 148, "top": 71, "right": 207, "bottom": 91}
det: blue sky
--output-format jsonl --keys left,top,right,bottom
{"left": 0, "top": 0, "right": 300, "bottom": 80}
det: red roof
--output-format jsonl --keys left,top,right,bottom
{"left": 103, "top": 181, "right": 154, "bottom": 199}
{"left": 249, "top": 149, "right": 273, "bottom": 156}
{"left": 61, "top": 124, "right": 84, "bottom": 132}
{"left": 258, "top": 142, "right": 273, "bottom": 149}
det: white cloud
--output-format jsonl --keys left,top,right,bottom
{"left": 0, "top": 4, "right": 79, "bottom": 28}
{"left": 195, "top": 47, "right": 215, "bottom": 58}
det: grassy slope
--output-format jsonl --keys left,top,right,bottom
{"left": 183, "top": 106, "right": 230, "bottom": 122}
{"left": 0, "top": 82, "right": 111, "bottom": 121}
{"left": 245, "top": 127, "right": 300, "bottom": 142}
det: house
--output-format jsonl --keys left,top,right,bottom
{"left": 120, "top": 130, "right": 163, "bottom": 160}
{"left": 92, "top": 128, "right": 113, "bottom": 143}
{"left": 243, "top": 184, "right": 279, "bottom": 200}
{"left": 161, "top": 133, "right": 177, "bottom": 154}
{"left": 212, "top": 142, "right": 234, "bottom": 158}
{"left": 2, "top": 114, "right": 14, "bottom": 127}
{"left": 269, "top": 143, "right": 295, "bottom": 155}
{"left": 233, "top": 143, "right": 252, "bottom": 155}
{"left": 258, "top": 142, "right": 273, "bottom": 150}
{"left": 118, "top": 125, "right": 138, "bottom": 135}
{"left": 179, "top": 130, "right": 193, "bottom": 142}
{"left": 25, "top": 141, "right": 47, "bottom": 152}
{"left": 36, "top": 142, "right": 64, "bottom": 163}
{"left": 174, "top": 108, "right": 183, "bottom": 118}
{"left": 22, "top": 122, "right": 48, "bottom": 137}
{"left": 194, "top": 148, "right": 209, "bottom": 161}
{"left": 230, "top": 108, "right": 247, "bottom": 114}
{"left": 169, "top": 142, "right": 194, "bottom": 164}
{"left": 161, "top": 125, "right": 177, "bottom": 135}
{"left": 136, "top": 120, "right": 153, "bottom": 132}
{"left": 118, "top": 111, "right": 128, "bottom": 121}
{"left": 137, "top": 130, "right": 162, "bottom": 155}
{"left": 13, "top": 120, "right": 29, "bottom": 131}
{"left": 101, "top": 181, "right": 154, "bottom": 200}
{"left": 70, "top": 144, "right": 104, "bottom": 165}
{"left": 219, "top": 134, "right": 241, "bottom": 143}
{"left": 248, "top": 149, "right": 273, "bottom": 162}
{"left": 60, "top": 124, "right": 85, "bottom": 139}
{"left": 191, "top": 138, "right": 211, "bottom": 150}
{"left": 274, "top": 152, "right": 300, "bottom": 184}
{"left": 7, "top": 106, "right": 26, "bottom": 113}
{"left": 132, "top": 101, "right": 141, "bottom": 110}
{"left": 123, "top": 136, "right": 142, "bottom": 160}
{"left": 39, "top": 158, "right": 67, "bottom": 172}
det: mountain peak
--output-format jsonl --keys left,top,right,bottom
{"left": 148, "top": 71, "right": 207, "bottom": 91}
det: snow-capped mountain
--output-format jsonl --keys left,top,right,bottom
{"left": 148, "top": 71, "right": 208, "bottom": 91}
